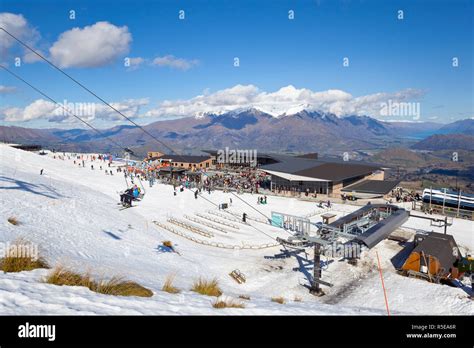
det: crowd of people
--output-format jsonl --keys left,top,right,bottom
{"left": 390, "top": 187, "right": 422, "bottom": 203}
{"left": 47, "top": 152, "right": 338, "bottom": 210}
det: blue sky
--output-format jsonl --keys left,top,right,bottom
{"left": 0, "top": 0, "right": 472, "bottom": 128}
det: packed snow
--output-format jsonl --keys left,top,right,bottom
{"left": 0, "top": 144, "right": 472, "bottom": 315}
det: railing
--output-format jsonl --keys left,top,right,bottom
{"left": 195, "top": 212, "right": 240, "bottom": 229}
{"left": 153, "top": 221, "right": 280, "bottom": 250}
{"left": 167, "top": 217, "right": 214, "bottom": 238}
{"left": 183, "top": 214, "right": 231, "bottom": 234}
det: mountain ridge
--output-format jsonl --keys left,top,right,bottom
{"left": 1, "top": 109, "right": 471, "bottom": 155}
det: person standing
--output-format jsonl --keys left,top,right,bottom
{"left": 40, "top": 169, "right": 44, "bottom": 175}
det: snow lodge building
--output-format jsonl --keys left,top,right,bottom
{"left": 147, "top": 151, "right": 213, "bottom": 170}
{"left": 258, "top": 154, "right": 391, "bottom": 197}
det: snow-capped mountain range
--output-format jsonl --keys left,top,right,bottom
{"left": 1, "top": 107, "right": 470, "bottom": 155}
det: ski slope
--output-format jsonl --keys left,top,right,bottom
{"left": 0, "top": 144, "right": 472, "bottom": 315}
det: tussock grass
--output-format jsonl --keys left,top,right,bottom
{"left": 0, "top": 239, "right": 48, "bottom": 273}
{"left": 44, "top": 266, "right": 153, "bottom": 297}
{"left": 162, "top": 274, "right": 180, "bottom": 294}
{"left": 191, "top": 278, "right": 222, "bottom": 297}
{"left": 212, "top": 298, "right": 245, "bottom": 309}
{"left": 44, "top": 266, "right": 94, "bottom": 288}
{"left": 7, "top": 216, "right": 19, "bottom": 225}
{"left": 93, "top": 277, "right": 153, "bottom": 297}
{"left": 271, "top": 296, "right": 286, "bottom": 304}
{"left": 238, "top": 295, "right": 251, "bottom": 300}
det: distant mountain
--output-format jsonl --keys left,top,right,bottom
{"left": 78, "top": 109, "right": 398, "bottom": 154}
{"left": 382, "top": 121, "right": 443, "bottom": 139}
{"left": 411, "top": 133, "right": 474, "bottom": 151}
{"left": 437, "top": 119, "right": 474, "bottom": 135}
{"left": 0, "top": 126, "right": 62, "bottom": 144}
{"left": 371, "top": 147, "right": 429, "bottom": 167}
{"left": 1, "top": 111, "right": 472, "bottom": 156}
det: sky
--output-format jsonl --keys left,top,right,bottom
{"left": 0, "top": 0, "right": 472, "bottom": 129}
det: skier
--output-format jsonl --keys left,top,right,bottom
{"left": 194, "top": 190, "right": 198, "bottom": 199}
{"left": 242, "top": 213, "right": 247, "bottom": 223}
{"left": 132, "top": 185, "right": 140, "bottom": 199}
{"left": 120, "top": 188, "right": 134, "bottom": 207}
{"left": 91, "top": 165, "right": 94, "bottom": 170}
{"left": 40, "top": 169, "right": 44, "bottom": 175}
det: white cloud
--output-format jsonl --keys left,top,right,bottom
{"left": 126, "top": 56, "right": 146, "bottom": 71}
{"left": 0, "top": 12, "right": 41, "bottom": 61}
{"left": 0, "top": 85, "right": 16, "bottom": 94}
{"left": 23, "top": 49, "right": 45, "bottom": 63}
{"left": 1, "top": 85, "right": 425, "bottom": 124}
{"left": 2, "top": 99, "right": 57, "bottom": 122}
{"left": 1, "top": 98, "right": 149, "bottom": 123}
{"left": 93, "top": 98, "right": 149, "bottom": 121}
{"left": 145, "top": 84, "right": 424, "bottom": 119}
{"left": 151, "top": 55, "right": 198, "bottom": 70}
{"left": 49, "top": 21, "right": 132, "bottom": 68}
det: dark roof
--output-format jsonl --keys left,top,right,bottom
{"left": 294, "top": 163, "right": 380, "bottom": 182}
{"left": 296, "top": 153, "right": 318, "bottom": 159}
{"left": 158, "top": 154, "right": 211, "bottom": 164}
{"left": 260, "top": 153, "right": 382, "bottom": 182}
{"left": 341, "top": 180, "right": 400, "bottom": 195}
{"left": 412, "top": 232, "right": 460, "bottom": 273}
{"left": 260, "top": 155, "right": 319, "bottom": 173}
{"left": 12, "top": 144, "right": 42, "bottom": 151}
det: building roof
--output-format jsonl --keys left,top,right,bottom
{"left": 263, "top": 169, "right": 329, "bottom": 182}
{"left": 294, "top": 162, "right": 380, "bottom": 182}
{"left": 259, "top": 153, "right": 382, "bottom": 182}
{"left": 157, "top": 154, "right": 211, "bottom": 164}
{"left": 411, "top": 232, "right": 460, "bottom": 273}
{"left": 341, "top": 180, "right": 400, "bottom": 195}
{"left": 296, "top": 153, "right": 318, "bottom": 159}
{"left": 260, "top": 156, "right": 321, "bottom": 174}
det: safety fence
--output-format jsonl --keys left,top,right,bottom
{"left": 167, "top": 217, "right": 214, "bottom": 238}
{"left": 302, "top": 207, "right": 330, "bottom": 218}
{"left": 183, "top": 214, "right": 231, "bottom": 234}
{"left": 225, "top": 210, "right": 270, "bottom": 224}
{"left": 153, "top": 221, "right": 280, "bottom": 250}
{"left": 206, "top": 210, "right": 247, "bottom": 225}
{"left": 195, "top": 212, "right": 240, "bottom": 229}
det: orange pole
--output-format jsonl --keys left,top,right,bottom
{"left": 376, "top": 250, "right": 390, "bottom": 316}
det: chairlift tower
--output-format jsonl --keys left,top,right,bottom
{"left": 274, "top": 204, "right": 409, "bottom": 296}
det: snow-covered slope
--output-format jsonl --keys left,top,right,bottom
{"left": 0, "top": 144, "right": 472, "bottom": 315}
